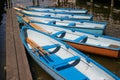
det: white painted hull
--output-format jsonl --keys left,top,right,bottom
{"left": 28, "top": 7, "right": 88, "bottom": 14}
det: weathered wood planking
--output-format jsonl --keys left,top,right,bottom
{"left": 6, "top": 8, "right": 19, "bottom": 80}
{"left": 6, "top": 8, "right": 33, "bottom": 80}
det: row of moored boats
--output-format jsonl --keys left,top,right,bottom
{"left": 14, "top": 6, "right": 120, "bottom": 80}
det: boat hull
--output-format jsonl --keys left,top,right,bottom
{"left": 28, "top": 50, "right": 65, "bottom": 80}
{"left": 71, "top": 28, "right": 104, "bottom": 35}
{"left": 65, "top": 41, "right": 120, "bottom": 58}
{"left": 27, "top": 7, "right": 88, "bottom": 14}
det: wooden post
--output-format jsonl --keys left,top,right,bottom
{"left": 32, "top": 0, "right": 35, "bottom": 6}
{"left": 37, "top": 0, "right": 40, "bottom": 6}
{"left": 90, "top": 0, "right": 93, "bottom": 5}
{"left": 109, "top": 6, "right": 113, "bottom": 23}
{"left": 5, "top": 0, "right": 8, "bottom": 8}
{"left": 90, "top": 0, "right": 93, "bottom": 3}
{"left": 10, "top": 0, "right": 12, "bottom": 8}
{"left": 65, "top": 0, "right": 67, "bottom": 7}
{"left": 89, "top": 2, "right": 94, "bottom": 15}
{"left": 7, "top": 0, "right": 11, "bottom": 8}
{"left": 57, "top": 0, "right": 60, "bottom": 7}
{"left": 111, "top": 0, "right": 114, "bottom": 7}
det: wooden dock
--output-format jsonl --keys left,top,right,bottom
{"left": 6, "top": 8, "right": 33, "bottom": 80}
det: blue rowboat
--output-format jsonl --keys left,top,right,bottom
{"left": 20, "top": 27, "right": 120, "bottom": 80}
{"left": 14, "top": 7, "right": 93, "bottom": 21}
{"left": 17, "top": 16, "right": 120, "bottom": 58}
{"left": 26, "top": 6, "right": 88, "bottom": 14}
{"left": 16, "top": 12, "right": 106, "bottom": 35}
{"left": 17, "top": 5, "right": 88, "bottom": 14}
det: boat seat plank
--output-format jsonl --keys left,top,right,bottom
{"left": 62, "top": 16, "right": 69, "bottom": 19}
{"left": 108, "top": 44, "right": 120, "bottom": 48}
{"left": 44, "top": 14, "right": 51, "bottom": 17}
{"left": 52, "top": 56, "right": 80, "bottom": 69}
{"left": 52, "top": 31, "right": 66, "bottom": 38}
{"left": 74, "top": 35, "right": 88, "bottom": 43}
{"left": 42, "top": 44, "right": 61, "bottom": 50}
{"left": 68, "top": 22, "right": 76, "bottom": 26}
{"left": 42, "top": 44, "right": 61, "bottom": 54}
{"left": 47, "top": 20, "right": 56, "bottom": 25}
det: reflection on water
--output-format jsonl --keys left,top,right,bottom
{"left": 20, "top": 1, "right": 120, "bottom": 80}
{"left": 85, "top": 3, "right": 120, "bottom": 38}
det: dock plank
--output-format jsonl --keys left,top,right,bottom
{"left": 6, "top": 8, "right": 19, "bottom": 80}
{"left": 12, "top": 9, "right": 33, "bottom": 80}
{"left": 6, "top": 8, "right": 33, "bottom": 80}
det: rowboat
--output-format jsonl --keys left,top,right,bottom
{"left": 17, "top": 5, "right": 88, "bottom": 14}
{"left": 27, "top": 6, "right": 88, "bottom": 14}
{"left": 20, "top": 27, "right": 120, "bottom": 80}
{"left": 26, "top": 6, "right": 88, "bottom": 14}
{"left": 18, "top": 16, "right": 120, "bottom": 58}
{"left": 16, "top": 12, "right": 106, "bottom": 35}
{"left": 14, "top": 7, "right": 93, "bottom": 21}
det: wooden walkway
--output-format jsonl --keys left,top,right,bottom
{"left": 6, "top": 8, "right": 33, "bottom": 80}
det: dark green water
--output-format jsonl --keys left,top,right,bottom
{"left": 27, "top": 2, "right": 120, "bottom": 80}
